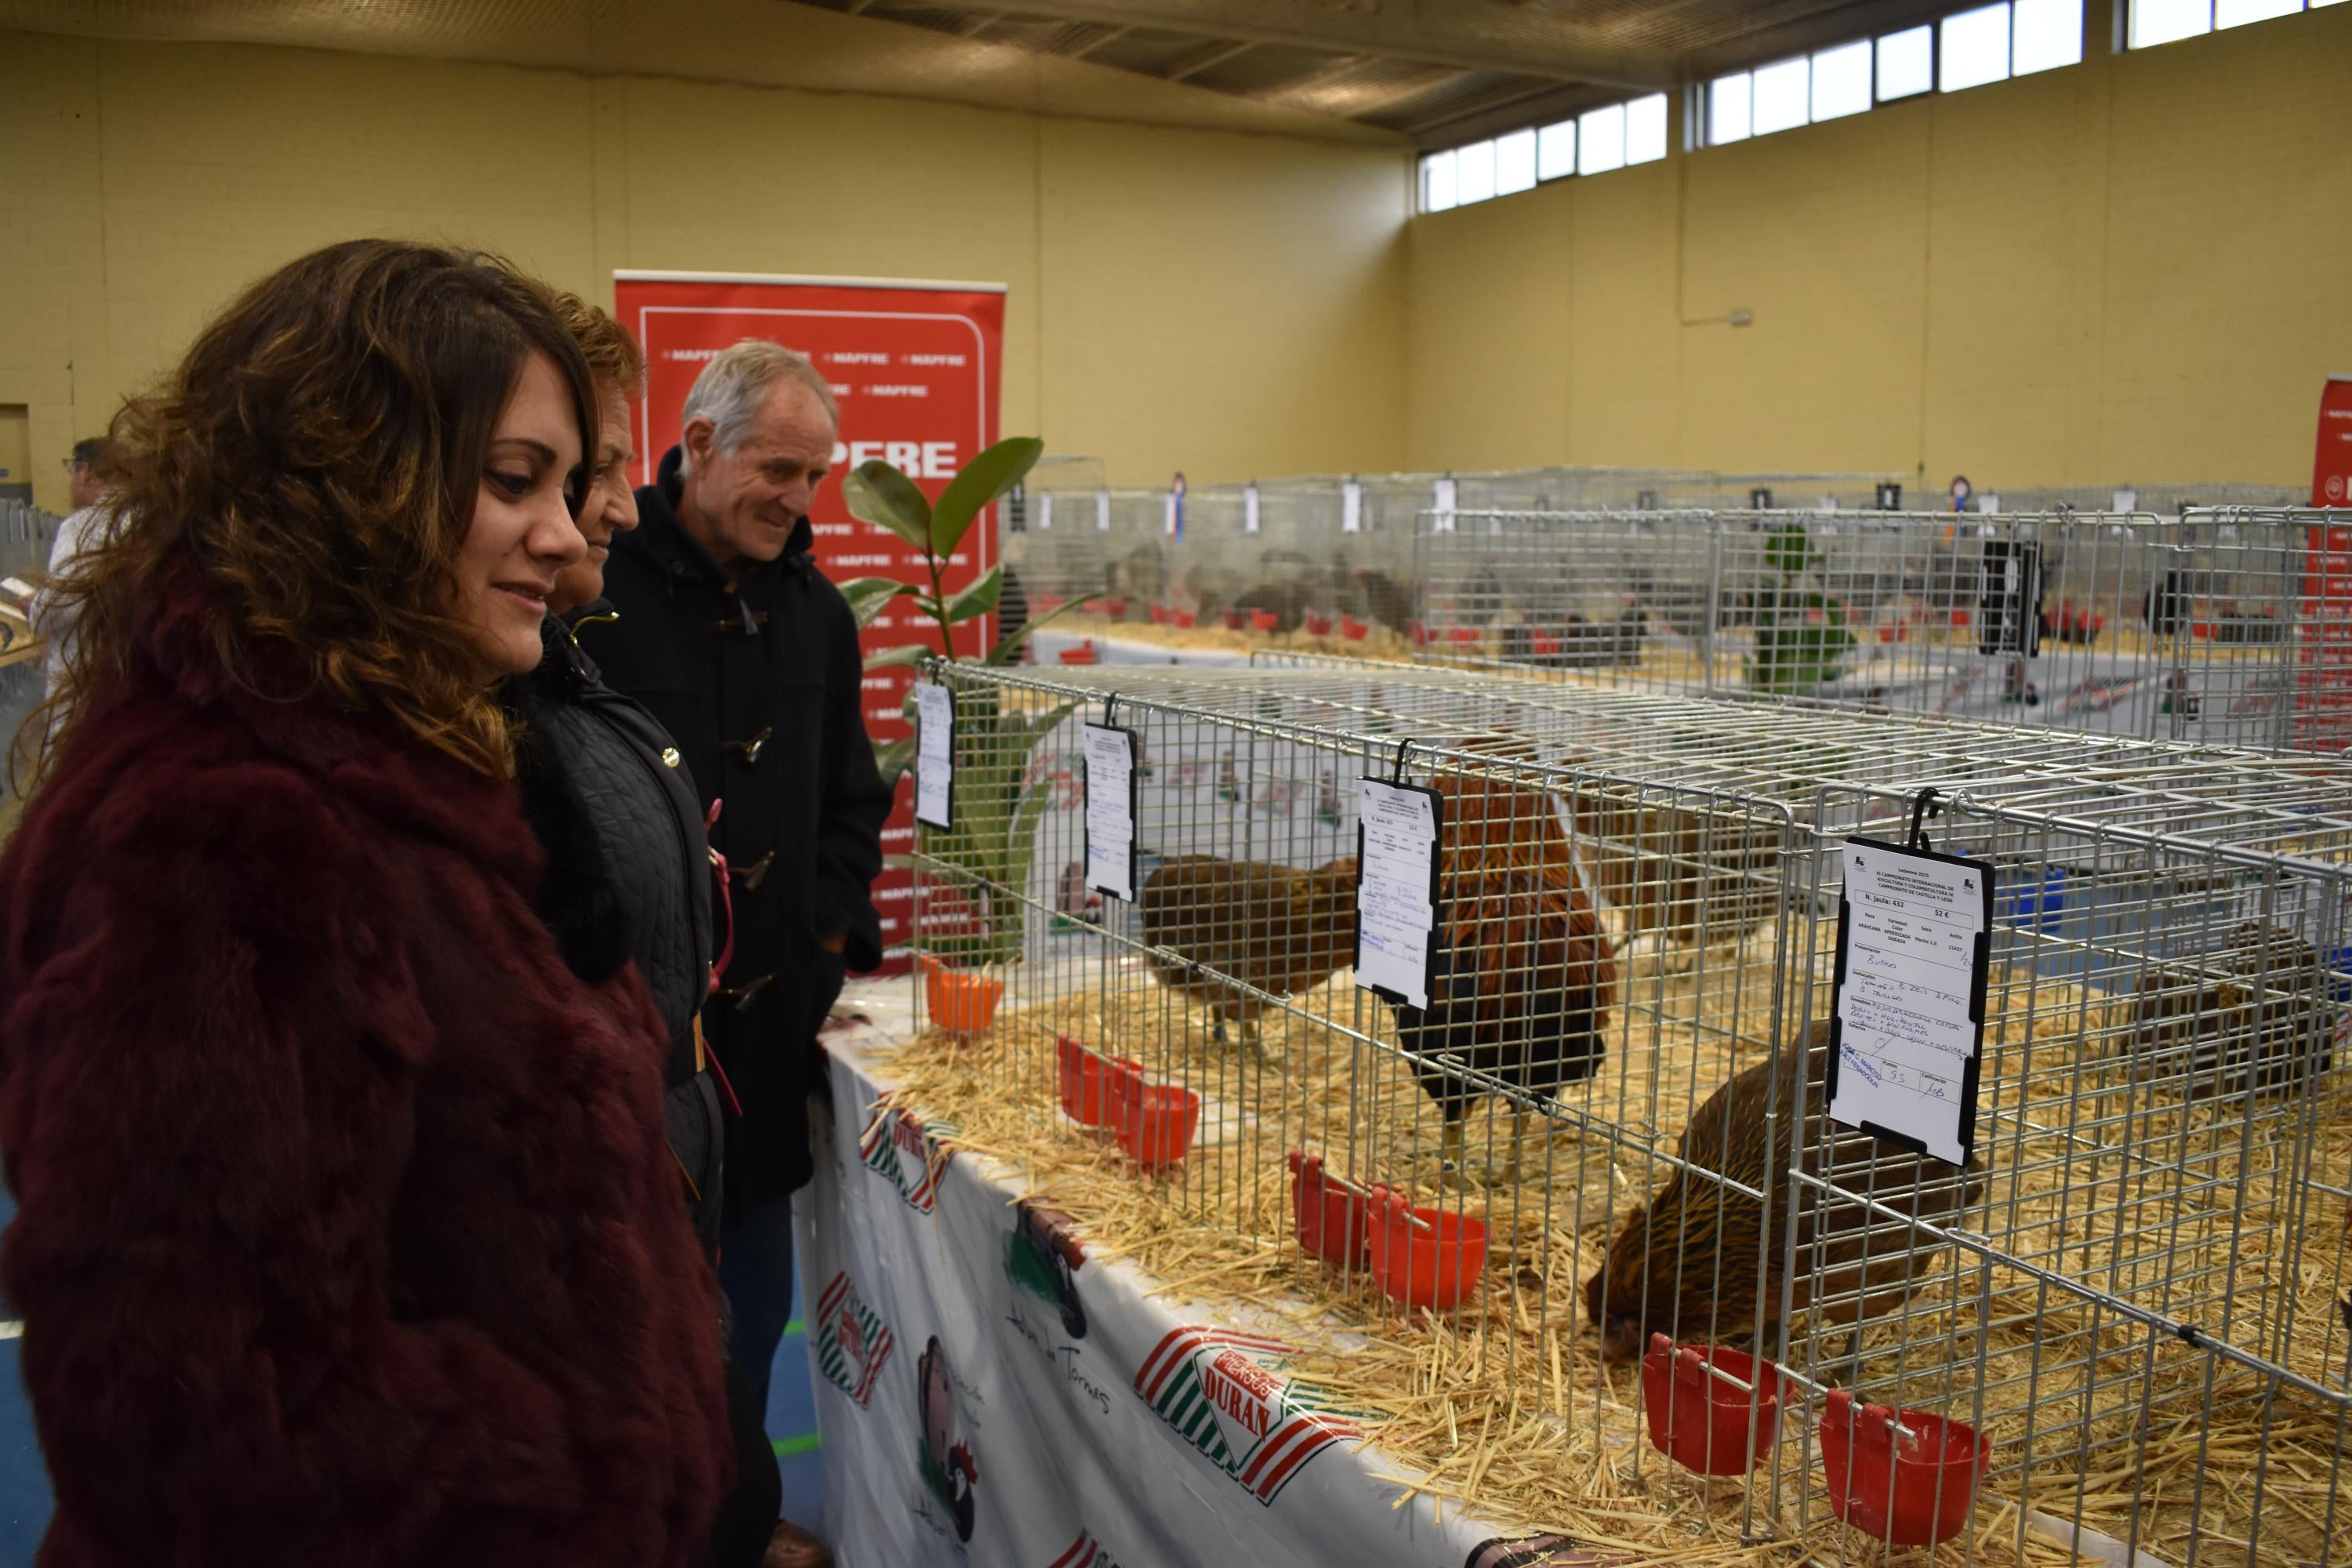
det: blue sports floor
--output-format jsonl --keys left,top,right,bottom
{"left": 0, "top": 1190, "right": 829, "bottom": 1566}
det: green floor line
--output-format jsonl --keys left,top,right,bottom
{"left": 782, "top": 1318, "right": 804, "bottom": 1337}
{"left": 772, "top": 1433, "right": 822, "bottom": 1458}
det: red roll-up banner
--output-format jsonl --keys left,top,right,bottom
{"left": 2302, "top": 375, "right": 2352, "bottom": 750}
{"left": 615, "top": 271, "right": 1009, "bottom": 964}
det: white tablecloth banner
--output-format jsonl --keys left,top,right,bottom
{"left": 795, "top": 1025, "right": 1592, "bottom": 1568}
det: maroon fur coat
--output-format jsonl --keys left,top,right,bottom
{"left": 0, "top": 561, "right": 732, "bottom": 1566}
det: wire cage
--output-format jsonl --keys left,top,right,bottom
{"left": 1968, "top": 481, "right": 2304, "bottom": 518}
{"left": 1416, "top": 506, "right": 2352, "bottom": 756}
{"left": 1656, "top": 472, "right": 1912, "bottom": 513}
{"left": 1, "top": 497, "right": 55, "bottom": 583}
{"left": 894, "top": 657, "right": 2352, "bottom": 1565}
{"left": 0, "top": 499, "right": 58, "bottom": 837}
{"left": 1007, "top": 485, "right": 1168, "bottom": 632}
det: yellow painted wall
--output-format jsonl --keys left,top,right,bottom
{"left": 1405, "top": 5, "right": 2352, "bottom": 490}
{"left": 0, "top": 30, "right": 1411, "bottom": 511}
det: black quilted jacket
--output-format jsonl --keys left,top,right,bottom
{"left": 589, "top": 449, "right": 891, "bottom": 1208}
{"left": 514, "top": 608, "right": 725, "bottom": 1254}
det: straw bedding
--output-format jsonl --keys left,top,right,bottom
{"left": 873, "top": 937, "right": 2350, "bottom": 1566}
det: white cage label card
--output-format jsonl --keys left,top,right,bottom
{"left": 1341, "top": 480, "right": 1364, "bottom": 534}
{"left": 1828, "top": 837, "right": 1992, "bottom": 1167}
{"left": 1355, "top": 779, "right": 1442, "bottom": 1011}
{"left": 914, "top": 681, "right": 955, "bottom": 830}
{"left": 1244, "top": 483, "right": 1261, "bottom": 535}
{"left": 1432, "top": 476, "right": 1457, "bottom": 532}
{"left": 1081, "top": 722, "right": 1138, "bottom": 902}
{"left": 1036, "top": 492, "right": 1052, "bottom": 530}
{"left": 1094, "top": 490, "right": 1110, "bottom": 532}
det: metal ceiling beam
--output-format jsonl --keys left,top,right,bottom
{"left": 1059, "top": 21, "right": 1131, "bottom": 59}
{"left": 1396, "top": 78, "right": 1599, "bottom": 143}
{"left": 952, "top": 0, "right": 1676, "bottom": 90}
{"left": 1163, "top": 37, "right": 1255, "bottom": 83}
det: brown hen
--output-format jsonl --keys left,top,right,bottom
{"left": 1584, "top": 1022, "right": 1983, "bottom": 1363}
{"left": 1138, "top": 855, "right": 1358, "bottom": 1056}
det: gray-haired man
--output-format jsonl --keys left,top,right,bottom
{"left": 588, "top": 339, "right": 891, "bottom": 1568}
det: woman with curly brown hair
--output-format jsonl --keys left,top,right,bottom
{"left": 513, "top": 292, "right": 799, "bottom": 1568}
{"left": 0, "top": 239, "right": 733, "bottom": 1566}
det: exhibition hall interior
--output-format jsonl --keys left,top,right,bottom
{"left": 0, "top": 2, "right": 2348, "bottom": 1565}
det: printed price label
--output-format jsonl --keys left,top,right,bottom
{"left": 914, "top": 682, "right": 954, "bottom": 830}
{"left": 1828, "top": 838, "right": 1992, "bottom": 1166}
{"left": 1082, "top": 723, "right": 1138, "bottom": 902}
{"left": 1355, "top": 779, "right": 1442, "bottom": 1011}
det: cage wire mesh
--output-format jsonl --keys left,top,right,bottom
{"left": 1416, "top": 506, "right": 2352, "bottom": 757}
{"left": 895, "top": 658, "right": 2352, "bottom": 1565}
{"left": 0, "top": 499, "right": 57, "bottom": 837}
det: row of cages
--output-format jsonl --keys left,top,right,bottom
{"left": 1003, "top": 466, "right": 1914, "bottom": 656}
{"left": 896, "top": 657, "right": 2352, "bottom": 1566}
{"left": 1000, "top": 465, "right": 2299, "bottom": 656}
{"left": 1413, "top": 507, "right": 2352, "bottom": 757}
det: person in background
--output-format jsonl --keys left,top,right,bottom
{"left": 589, "top": 338, "right": 892, "bottom": 1568}
{"left": 514, "top": 292, "right": 782, "bottom": 1568}
{"left": 36, "top": 435, "right": 114, "bottom": 695}
{"left": 0, "top": 238, "right": 731, "bottom": 1566}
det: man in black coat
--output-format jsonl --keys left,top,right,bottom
{"left": 586, "top": 339, "right": 891, "bottom": 1467}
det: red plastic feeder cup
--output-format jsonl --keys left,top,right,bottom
{"left": 920, "top": 955, "right": 1002, "bottom": 1040}
{"left": 1304, "top": 611, "right": 1334, "bottom": 636}
{"left": 1102, "top": 597, "right": 1129, "bottom": 619}
{"left": 1173, "top": 609, "right": 1197, "bottom": 629}
{"left": 1149, "top": 602, "right": 1173, "bottom": 625}
{"left": 1641, "top": 1334, "right": 1782, "bottom": 1477}
{"left": 1223, "top": 609, "right": 1248, "bottom": 631}
{"left": 1057, "top": 640, "right": 1098, "bottom": 666}
{"left": 1287, "top": 1151, "right": 1371, "bottom": 1266}
{"left": 1341, "top": 615, "right": 1370, "bottom": 641}
{"left": 1057, "top": 1036, "right": 1142, "bottom": 1127}
{"left": 1820, "top": 1388, "right": 1988, "bottom": 1547}
{"left": 1118, "top": 1083, "right": 1200, "bottom": 1170}
{"left": 1366, "top": 1190, "right": 1486, "bottom": 1310}
{"left": 1249, "top": 608, "right": 1279, "bottom": 633}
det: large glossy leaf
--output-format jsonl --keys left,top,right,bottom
{"left": 837, "top": 575, "right": 920, "bottom": 630}
{"left": 930, "top": 437, "right": 1044, "bottom": 558}
{"left": 942, "top": 565, "right": 1003, "bottom": 626}
{"left": 1763, "top": 523, "right": 1817, "bottom": 579}
{"left": 983, "top": 593, "right": 1098, "bottom": 666}
{"left": 865, "top": 643, "right": 931, "bottom": 673}
{"left": 844, "top": 462, "right": 933, "bottom": 554}
{"left": 873, "top": 737, "right": 916, "bottom": 790}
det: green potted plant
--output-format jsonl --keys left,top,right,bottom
{"left": 836, "top": 440, "right": 1095, "bottom": 1011}
{"left": 1746, "top": 520, "right": 1857, "bottom": 696}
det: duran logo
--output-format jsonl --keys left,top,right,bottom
{"left": 814, "top": 1271, "right": 895, "bottom": 1409}
{"left": 1134, "top": 1327, "right": 1360, "bottom": 1505}
{"left": 859, "top": 1091, "right": 960, "bottom": 1214}
{"left": 1045, "top": 1530, "right": 1124, "bottom": 1568}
